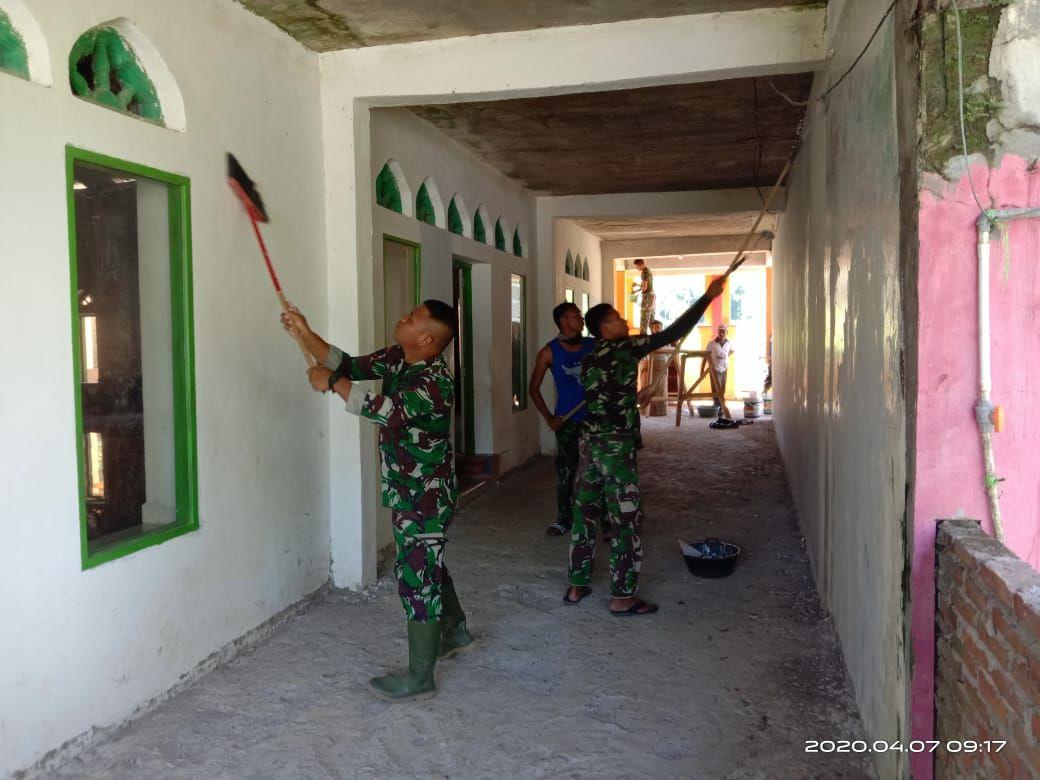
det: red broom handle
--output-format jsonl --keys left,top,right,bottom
{"left": 249, "top": 214, "right": 316, "bottom": 367}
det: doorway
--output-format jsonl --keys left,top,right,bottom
{"left": 378, "top": 236, "right": 420, "bottom": 552}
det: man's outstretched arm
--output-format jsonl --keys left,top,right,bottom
{"left": 634, "top": 277, "right": 726, "bottom": 358}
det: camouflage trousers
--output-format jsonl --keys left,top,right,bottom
{"left": 639, "top": 293, "right": 656, "bottom": 335}
{"left": 392, "top": 506, "right": 452, "bottom": 623}
{"left": 569, "top": 434, "right": 644, "bottom": 597}
{"left": 554, "top": 421, "right": 582, "bottom": 526}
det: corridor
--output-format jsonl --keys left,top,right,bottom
{"left": 52, "top": 417, "right": 874, "bottom": 779}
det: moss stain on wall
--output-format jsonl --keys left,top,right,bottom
{"left": 920, "top": 3, "right": 1005, "bottom": 175}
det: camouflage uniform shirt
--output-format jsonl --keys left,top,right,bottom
{"left": 326, "top": 344, "right": 458, "bottom": 516}
{"left": 580, "top": 337, "right": 655, "bottom": 437}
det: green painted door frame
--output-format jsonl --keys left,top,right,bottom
{"left": 65, "top": 145, "right": 198, "bottom": 569}
{"left": 383, "top": 233, "right": 421, "bottom": 308}
{"left": 452, "top": 259, "right": 476, "bottom": 454}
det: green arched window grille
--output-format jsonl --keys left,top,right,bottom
{"left": 564, "top": 251, "right": 574, "bottom": 276}
{"left": 582, "top": 258, "right": 590, "bottom": 281}
{"left": 375, "top": 163, "right": 403, "bottom": 213}
{"left": 574, "top": 255, "right": 582, "bottom": 276}
{"left": 494, "top": 219, "right": 506, "bottom": 251}
{"left": 474, "top": 210, "right": 487, "bottom": 244}
{"left": 416, "top": 182, "right": 436, "bottom": 225}
{"left": 447, "top": 197, "right": 464, "bottom": 235}
{"left": 512, "top": 227, "right": 523, "bottom": 257}
{"left": 0, "top": 10, "right": 29, "bottom": 80}
{"left": 69, "top": 27, "right": 163, "bottom": 123}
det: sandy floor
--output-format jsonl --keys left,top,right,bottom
{"left": 51, "top": 415, "right": 875, "bottom": 779}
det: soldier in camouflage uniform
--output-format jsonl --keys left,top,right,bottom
{"left": 564, "top": 277, "right": 727, "bottom": 615}
{"left": 633, "top": 259, "right": 655, "bottom": 335}
{"left": 282, "top": 300, "right": 472, "bottom": 701}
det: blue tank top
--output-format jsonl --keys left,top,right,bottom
{"left": 549, "top": 337, "right": 596, "bottom": 422}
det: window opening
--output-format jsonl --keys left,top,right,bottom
{"left": 473, "top": 210, "right": 487, "bottom": 244}
{"left": 68, "top": 147, "right": 198, "bottom": 568}
{"left": 0, "top": 9, "right": 29, "bottom": 79}
{"left": 495, "top": 219, "right": 506, "bottom": 251}
{"left": 565, "top": 251, "right": 573, "bottom": 276}
{"left": 512, "top": 227, "right": 523, "bottom": 257}
{"left": 375, "top": 162, "right": 403, "bottom": 213}
{"left": 448, "top": 198, "right": 464, "bottom": 235}
{"left": 69, "top": 27, "right": 163, "bottom": 123}
{"left": 416, "top": 182, "right": 436, "bottom": 225}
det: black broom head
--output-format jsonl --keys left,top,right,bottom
{"left": 227, "top": 152, "right": 269, "bottom": 223}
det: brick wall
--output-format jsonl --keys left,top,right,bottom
{"left": 935, "top": 519, "right": 1040, "bottom": 778}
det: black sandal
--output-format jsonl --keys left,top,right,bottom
{"left": 562, "top": 586, "right": 592, "bottom": 604}
{"left": 610, "top": 598, "right": 659, "bottom": 617}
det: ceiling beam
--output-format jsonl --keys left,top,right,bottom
{"left": 322, "top": 5, "right": 827, "bottom": 104}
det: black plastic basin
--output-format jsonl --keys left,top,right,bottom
{"left": 680, "top": 537, "right": 741, "bottom": 578}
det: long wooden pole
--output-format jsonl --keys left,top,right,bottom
{"left": 723, "top": 157, "right": 793, "bottom": 279}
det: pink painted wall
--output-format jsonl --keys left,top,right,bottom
{"left": 912, "top": 154, "right": 1040, "bottom": 776}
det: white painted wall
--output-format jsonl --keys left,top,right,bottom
{"left": 0, "top": 1, "right": 327, "bottom": 774}
{"left": 771, "top": 2, "right": 909, "bottom": 777}
{"left": 343, "top": 108, "right": 540, "bottom": 552}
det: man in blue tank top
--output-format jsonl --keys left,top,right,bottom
{"left": 529, "top": 302, "right": 597, "bottom": 535}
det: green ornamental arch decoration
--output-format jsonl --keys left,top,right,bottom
{"left": 416, "top": 183, "right": 436, "bottom": 225}
{"left": 375, "top": 163, "right": 403, "bottom": 213}
{"left": 473, "top": 211, "right": 487, "bottom": 244}
{"left": 582, "top": 258, "right": 590, "bottom": 280}
{"left": 447, "top": 197, "right": 464, "bottom": 235}
{"left": 69, "top": 27, "right": 163, "bottom": 123}
{"left": 564, "top": 251, "right": 573, "bottom": 276}
{"left": 512, "top": 227, "right": 523, "bottom": 257}
{"left": 0, "top": 10, "right": 29, "bottom": 80}
{"left": 494, "top": 219, "right": 506, "bottom": 251}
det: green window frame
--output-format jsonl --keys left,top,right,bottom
{"left": 375, "top": 162, "right": 403, "bottom": 213}
{"left": 66, "top": 145, "right": 198, "bottom": 569}
{"left": 473, "top": 210, "right": 487, "bottom": 244}
{"left": 0, "top": 9, "right": 29, "bottom": 80}
{"left": 510, "top": 274, "right": 527, "bottom": 411}
{"left": 512, "top": 227, "right": 523, "bottom": 257}
{"left": 495, "top": 219, "right": 507, "bottom": 251}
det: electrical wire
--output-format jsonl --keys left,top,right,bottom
{"left": 819, "top": 0, "right": 899, "bottom": 102}
{"left": 950, "top": 0, "right": 989, "bottom": 218}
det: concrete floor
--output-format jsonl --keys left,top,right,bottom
{"left": 51, "top": 415, "right": 875, "bottom": 779}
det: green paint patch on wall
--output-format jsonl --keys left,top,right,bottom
{"left": 376, "top": 163, "right": 402, "bottom": 213}
{"left": 448, "top": 198, "right": 464, "bottom": 235}
{"left": 0, "top": 10, "right": 29, "bottom": 80}
{"left": 494, "top": 219, "right": 506, "bottom": 251}
{"left": 474, "top": 211, "right": 486, "bottom": 243}
{"left": 416, "top": 182, "right": 436, "bottom": 225}
{"left": 920, "top": 4, "right": 1004, "bottom": 174}
{"left": 69, "top": 28, "right": 164, "bottom": 124}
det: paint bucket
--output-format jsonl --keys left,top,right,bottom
{"left": 743, "top": 396, "right": 763, "bottom": 419}
{"left": 763, "top": 396, "right": 773, "bottom": 415}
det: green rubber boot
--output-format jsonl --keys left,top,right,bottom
{"left": 439, "top": 575, "right": 475, "bottom": 659}
{"left": 369, "top": 620, "right": 440, "bottom": 701}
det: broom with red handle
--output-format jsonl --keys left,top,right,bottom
{"left": 227, "top": 153, "right": 316, "bottom": 367}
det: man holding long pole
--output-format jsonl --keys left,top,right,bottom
{"left": 282, "top": 300, "right": 472, "bottom": 701}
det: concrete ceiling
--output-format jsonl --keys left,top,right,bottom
{"left": 237, "top": 0, "right": 823, "bottom": 51}
{"left": 572, "top": 212, "right": 779, "bottom": 241}
{"left": 407, "top": 73, "right": 812, "bottom": 196}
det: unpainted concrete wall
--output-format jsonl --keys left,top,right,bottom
{"left": 0, "top": 0, "right": 328, "bottom": 774}
{"left": 771, "top": 2, "right": 909, "bottom": 776}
